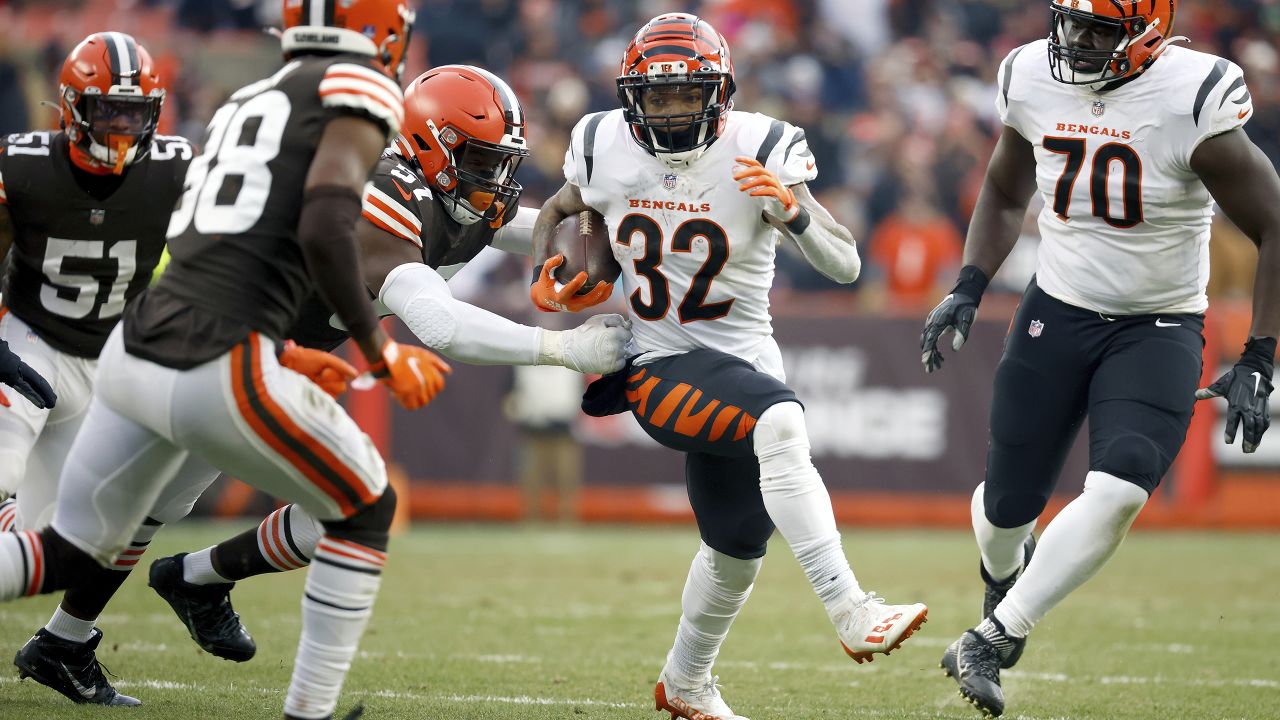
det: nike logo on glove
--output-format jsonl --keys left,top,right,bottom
{"left": 1253, "top": 371, "right": 1263, "bottom": 396}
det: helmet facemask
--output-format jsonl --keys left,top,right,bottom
{"left": 1048, "top": 4, "right": 1171, "bottom": 89}
{"left": 63, "top": 86, "right": 162, "bottom": 174}
{"left": 422, "top": 122, "right": 527, "bottom": 226}
{"left": 618, "top": 66, "right": 733, "bottom": 169}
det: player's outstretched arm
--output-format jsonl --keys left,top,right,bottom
{"left": 920, "top": 125, "right": 1037, "bottom": 373}
{"left": 359, "top": 218, "right": 629, "bottom": 374}
{"left": 1191, "top": 128, "right": 1280, "bottom": 452}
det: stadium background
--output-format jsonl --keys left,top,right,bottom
{"left": 0, "top": 0, "right": 1277, "bottom": 528}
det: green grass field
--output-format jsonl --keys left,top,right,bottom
{"left": 0, "top": 524, "right": 1277, "bottom": 720}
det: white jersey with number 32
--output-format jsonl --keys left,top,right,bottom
{"left": 564, "top": 109, "right": 816, "bottom": 366}
{"left": 999, "top": 39, "right": 1251, "bottom": 315}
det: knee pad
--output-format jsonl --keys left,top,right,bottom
{"left": 320, "top": 484, "right": 397, "bottom": 552}
{"left": 753, "top": 401, "right": 808, "bottom": 450}
{"left": 982, "top": 482, "right": 1050, "bottom": 529}
{"left": 1094, "top": 433, "right": 1165, "bottom": 493}
{"left": 754, "top": 402, "right": 817, "bottom": 492}
{"left": 1083, "top": 471, "right": 1149, "bottom": 517}
{"left": 698, "top": 542, "right": 761, "bottom": 593}
{"left": 38, "top": 527, "right": 105, "bottom": 593}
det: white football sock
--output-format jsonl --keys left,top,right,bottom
{"left": 0, "top": 530, "right": 44, "bottom": 600}
{"left": 754, "top": 402, "right": 861, "bottom": 613}
{"left": 994, "top": 471, "right": 1148, "bottom": 638}
{"left": 183, "top": 546, "right": 231, "bottom": 585}
{"left": 284, "top": 535, "right": 385, "bottom": 719}
{"left": 972, "top": 482, "right": 1037, "bottom": 582}
{"left": 665, "top": 542, "right": 760, "bottom": 686}
{"left": 260, "top": 504, "right": 322, "bottom": 571}
{"left": 45, "top": 606, "right": 95, "bottom": 643}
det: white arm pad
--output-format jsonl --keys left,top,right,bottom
{"left": 379, "top": 262, "right": 542, "bottom": 366}
{"left": 490, "top": 206, "right": 538, "bottom": 256}
{"left": 791, "top": 225, "right": 862, "bottom": 284}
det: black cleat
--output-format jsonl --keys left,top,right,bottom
{"left": 13, "top": 628, "right": 141, "bottom": 706}
{"left": 940, "top": 630, "right": 1007, "bottom": 717}
{"left": 148, "top": 553, "right": 256, "bottom": 662}
{"left": 980, "top": 533, "right": 1036, "bottom": 668}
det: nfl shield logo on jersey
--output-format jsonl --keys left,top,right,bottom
{"left": 89, "top": 209, "right": 106, "bottom": 225}
{"left": 662, "top": 173, "right": 678, "bottom": 190}
{"left": 1092, "top": 100, "right": 1105, "bottom": 117}
{"left": 1028, "top": 319, "right": 1045, "bottom": 337}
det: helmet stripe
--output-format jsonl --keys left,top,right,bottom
{"left": 465, "top": 65, "right": 524, "bottom": 134}
{"left": 104, "top": 32, "right": 137, "bottom": 87}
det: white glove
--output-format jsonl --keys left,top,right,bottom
{"left": 537, "top": 314, "right": 632, "bottom": 374}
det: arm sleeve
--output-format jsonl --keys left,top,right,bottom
{"left": 378, "top": 261, "right": 542, "bottom": 365}
{"left": 319, "top": 62, "right": 406, "bottom": 141}
{"left": 490, "top": 206, "right": 538, "bottom": 255}
{"left": 298, "top": 185, "right": 380, "bottom": 342}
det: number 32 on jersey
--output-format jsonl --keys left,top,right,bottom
{"left": 616, "top": 214, "right": 733, "bottom": 324}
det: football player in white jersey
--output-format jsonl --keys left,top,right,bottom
{"left": 921, "top": 0, "right": 1280, "bottom": 715}
{"left": 532, "top": 13, "right": 928, "bottom": 720}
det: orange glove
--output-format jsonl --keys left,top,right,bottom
{"left": 368, "top": 340, "right": 452, "bottom": 410}
{"left": 278, "top": 340, "right": 358, "bottom": 399}
{"left": 530, "top": 254, "right": 613, "bottom": 313}
{"left": 732, "top": 156, "right": 800, "bottom": 222}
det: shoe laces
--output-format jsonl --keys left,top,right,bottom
{"left": 189, "top": 588, "right": 244, "bottom": 637}
{"left": 64, "top": 645, "right": 117, "bottom": 690}
{"left": 676, "top": 675, "right": 731, "bottom": 712}
{"left": 959, "top": 633, "right": 1001, "bottom": 683}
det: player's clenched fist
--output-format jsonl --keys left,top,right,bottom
{"left": 278, "top": 340, "right": 358, "bottom": 398}
{"left": 370, "top": 340, "right": 452, "bottom": 410}
{"left": 530, "top": 254, "right": 614, "bottom": 313}
{"left": 732, "top": 156, "right": 799, "bottom": 223}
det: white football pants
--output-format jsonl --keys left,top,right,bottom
{"left": 52, "top": 326, "right": 386, "bottom": 567}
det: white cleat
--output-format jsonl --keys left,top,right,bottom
{"left": 831, "top": 591, "right": 928, "bottom": 664}
{"left": 654, "top": 667, "right": 749, "bottom": 720}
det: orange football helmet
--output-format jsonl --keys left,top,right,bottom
{"left": 1048, "top": 0, "right": 1180, "bottom": 86}
{"left": 394, "top": 65, "right": 529, "bottom": 226}
{"left": 59, "top": 32, "right": 164, "bottom": 175}
{"left": 281, "top": 0, "right": 416, "bottom": 81}
{"left": 617, "top": 13, "right": 735, "bottom": 168}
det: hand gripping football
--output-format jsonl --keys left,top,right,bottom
{"left": 552, "top": 209, "right": 621, "bottom": 293}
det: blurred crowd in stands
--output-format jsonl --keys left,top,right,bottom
{"left": 1, "top": 0, "right": 1276, "bottom": 312}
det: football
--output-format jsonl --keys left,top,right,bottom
{"left": 552, "top": 209, "right": 621, "bottom": 293}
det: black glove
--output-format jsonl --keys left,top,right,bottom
{"left": 1196, "top": 336, "right": 1275, "bottom": 453}
{"left": 921, "top": 265, "right": 990, "bottom": 374}
{"left": 0, "top": 338, "right": 56, "bottom": 410}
